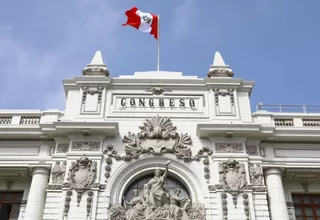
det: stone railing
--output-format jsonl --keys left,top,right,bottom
{"left": 273, "top": 117, "right": 320, "bottom": 128}
{"left": 20, "top": 116, "right": 41, "bottom": 125}
{"left": 0, "top": 116, "right": 12, "bottom": 125}
{"left": 0, "top": 110, "right": 63, "bottom": 126}
{"left": 274, "top": 118, "right": 294, "bottom": 127}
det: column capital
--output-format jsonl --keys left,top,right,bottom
{"left": 31, "top": 167, "right": 50, "bottom": 176}
{"left": 264, "top": 167, "right": 283, "bottom": 176}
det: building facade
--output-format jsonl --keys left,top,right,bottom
{"left": 0, "top": 51, "right": 319, "bottom": 220}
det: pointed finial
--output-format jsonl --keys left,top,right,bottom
{"left": 82, "top": 51, "right": 109, "bottom": 76}
{"left": 207, "top": 51, "right": 234, "bottom": 78}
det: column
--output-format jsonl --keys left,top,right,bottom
{"left": 265, "top": 167, "right": 289, "bottom": 220}
{"left": 24, "top": 167, "right": 50, "bottom": 220}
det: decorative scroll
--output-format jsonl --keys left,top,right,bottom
{"left": 71, "top": 141, "right": 101, "bottom": 151}
{"left": 146, "top": 87, "right": 172, "bottom": 95}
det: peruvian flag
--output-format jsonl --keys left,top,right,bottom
{"left": 122, "top": 6, "right": 158, "bottom": 40}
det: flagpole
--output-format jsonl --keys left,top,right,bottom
{"left": 157, "top": 13, "right": 160, "bottom": 71}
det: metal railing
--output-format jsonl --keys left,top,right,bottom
{"left": 256, "top": 104, "right": 320, "bottom": 113}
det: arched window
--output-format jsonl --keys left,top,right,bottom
{"left": 123, "top": 174, "right": 190, "bottom": 202}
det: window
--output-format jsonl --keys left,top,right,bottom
{"left": 0, "top": 192, "right": 25, "bottom": 220}
{"left": 292, "top": 194, "right": 320, "bottom": 220}
{"left": 124, "top": 174, "right": 190, "bottom": 202}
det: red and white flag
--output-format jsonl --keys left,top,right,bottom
{"left": 122, "top": 6, "right": 158, "bottom": 40}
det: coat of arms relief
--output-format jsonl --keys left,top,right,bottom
{"left": 109, "top": 161, "right": 205, "bottom": 220}
{"left": 219, "top": 158, "right": 251, "bottom": 220}
{"left": 122, "top": 115, "right": 193, "bottom": 161}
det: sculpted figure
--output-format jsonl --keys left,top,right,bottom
{"left": 52, "top": 161, "right": 61, "bottom": 183}
{"left": 123, "top": 189, "right": 146, "bottom": 220}
{"left": 145, "top": 160, "right": 170, "bottom": 208}
{"left": 169, "top": 189, "right": 189, "bottom": 220}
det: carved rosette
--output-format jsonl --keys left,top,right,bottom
{"left": 219, "top": 158, "right": 248, "bottom": 208}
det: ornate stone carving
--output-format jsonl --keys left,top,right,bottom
{"left": 81, "top": 87, "right": 104, "bottom": 104}
{"left": 122, "top": 115, "right": 192, "bottom": 161}
{"left": 219, "top": 158, "right": 248, "bottom": 208}
{"left": 110, "top": 161, "right": 206, "bottom": 220}
{"left": 146, "top": 87, "right": 172, "bottom": 95}
{"left": 194, "top": 147, "right": 213, "bottom": 182}
{"left": 213, "top": 89, "right": 235, "bottom": 107}
{"left": 252, "top": 186, "right": 267, "bottom": 192}
{"left": 64, "top": 155, "right": 99, "bottom": 212}
{"left": 87, "top": 190, "right": 94, "bottom": 216}
{"left": 242, "top": 193, "right": 250, "bottom": 220}
{"left": 71, "top": 141, "right": 101, "bottom": 151}
{"left": 51, "top": 161, "right": 67, "bottom": 183}
{"left": 221, "top": 192, "right": 228, "bottom": 220}
{"left": 64, "top": 189, "right": 73, "bottom": 216}
{"left": 246, "top": 145, "right": 259, "bottom": 155}
{"left": 46, "top": 184, "right": 62, "bottom": 190}
{"left": 249, "top": 163, "right": 264, "bottom": 185}
{"left": 215, "top": 143, "right": 243, "bottom": 153}
{"left": 110, "top": 205, "right": 126, "bottom": 220}
{"left": 56, "top": 143, "right": 69, "bottom": 153}
{"left": 208, "top": 67, "right": 234, "bottom": 78}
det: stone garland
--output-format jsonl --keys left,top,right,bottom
{"left": 221, "top": 192, "right": 228, "bottom": 220}
{"left": 87, "top": 190, "right": 94, "bottom": 217}
{"left": 64, "top": 189, "right": 73, "bottom": 216}
{"left": 103, "top": 145, "right": 213, "bottom": 183}
{"left": 242, "top": 193, "right": 250, "bottom": 220}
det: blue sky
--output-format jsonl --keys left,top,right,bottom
{"left": 0, "top": 0, "right": 319, "bottom": 111}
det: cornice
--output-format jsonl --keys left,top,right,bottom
{"left": 40, "top": 121, "right": 119, "bottom": 137}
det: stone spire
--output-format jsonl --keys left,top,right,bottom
{"left": 82, "top": 51, "right": 109, "bottom": 76}
{"left": 207, "top": 51, "right": 234, "bottom": 78}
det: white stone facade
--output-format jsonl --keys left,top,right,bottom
{"left": 0, "top": 51, "right": 319, "bottom": 220}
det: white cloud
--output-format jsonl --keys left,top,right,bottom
{"left": 173, "top": 0, "right": 198, "bottom": 38}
